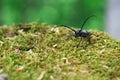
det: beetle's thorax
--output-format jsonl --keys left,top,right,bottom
{"left": 75, "top": 30, "right": 91, "bottom": 37}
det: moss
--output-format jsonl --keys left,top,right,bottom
{"left": 0, "top": 23, "right": 120, "bottom": 80}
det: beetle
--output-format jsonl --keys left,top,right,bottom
{"left": 61, "top": 15, "right": 95, "bottom": 47}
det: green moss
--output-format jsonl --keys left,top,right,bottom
{"left": 0, "top": 23, "right": 120, "bottom": 80}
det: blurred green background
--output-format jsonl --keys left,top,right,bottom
{"left": 0, "top": 0, "right": 105, "bottom": 30}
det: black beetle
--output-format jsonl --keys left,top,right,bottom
{"left": 61, "top": 15, "right": 95, "bottom": 47}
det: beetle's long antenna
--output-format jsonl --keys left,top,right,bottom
{"left": 80, "top": 15, "right": 96, "bottom": 30}
{"left": 60, "top": 25, "right": 76, "bottom": 32}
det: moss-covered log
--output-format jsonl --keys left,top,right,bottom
{"left": 0, "top": 23, "right": 120, "bottom": 80}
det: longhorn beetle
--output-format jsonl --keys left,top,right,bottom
{"left": 61, "top": 15, "right": 95, "bottom": 48}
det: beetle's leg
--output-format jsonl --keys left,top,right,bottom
{"left": 87, "top": 36, "right": 91, "bottom": 44}
{"left": 66, "top": 34, "right": 75, "bottom": 40}
{"left": 76, "top": 37, "right": 82, "bottom": 48}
